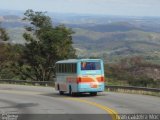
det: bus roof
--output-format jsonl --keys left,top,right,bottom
{"left": 56, "top": 59, "right": 102, "bottom": 64}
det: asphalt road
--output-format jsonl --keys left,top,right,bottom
{"left": 0, "top": 84, "right": 160, "bottom": 120}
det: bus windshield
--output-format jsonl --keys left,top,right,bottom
{"left": 81, "top": 62, "right": 101, "bottom": 70}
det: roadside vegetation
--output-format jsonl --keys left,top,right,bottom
{"left": 105, "top": 56, "right": 160, "bottom": 88}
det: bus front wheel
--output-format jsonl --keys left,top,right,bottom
{"left": 69, "top": 86, "right": 76, "bottom": 96}
{"left": 90, "top": 92, "right": 97, "bottom": 96}
{"left": 69, "top": 86, "right": 72, "bottom": 96}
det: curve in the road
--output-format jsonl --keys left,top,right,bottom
{"left": 0, "top": 84, "right": 120, "bottom": 120}
{"left": 0, "top": 89, "right": 119, "bottom": 120}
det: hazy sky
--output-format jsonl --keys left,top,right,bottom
{"left": 0, "top": 0, "right": 160, "bottom": 16}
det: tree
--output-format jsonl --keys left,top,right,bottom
{"left": 16, "top": 9, "right": 76, "bottom": 81}
{"left": 0, "top": 44, "right": 9, "bottom": 78}
{"left": 0, "top": 44, "right": 23, "bottom": 79}
{"left": 0, "top": 24, "right": 11, "bottom": 78}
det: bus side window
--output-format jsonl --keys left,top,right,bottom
{"left": 74, "top": 63, "right": 77, "bottom": 73}
{"left": 66, "top": 64, "right": 68, "bottom": 73}
{"left": 64, "top": 64, "right": 66, "bottom": 73}
{"left": 68, "top": 64, "right": 70, "bottom": 73}
{"left": 73, "top": 63, "right": 76, "bottom": 73}
{"left": 60, "top": 64, "right": 62, "bottom": 73}
{"left": 71, "top": 64, "right": 73, "bottom": 73}
{"left": 63, "top": 64, "right": 65, "bottom": 73}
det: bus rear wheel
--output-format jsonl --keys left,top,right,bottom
{"left": 57, "top": 84, "right": 64, "bottom": 95}
{"left": 90, "top": 92, "right": 97, "bottom": 96}
{"left": 59, "top": 91, "right": 64, "bottom": 95}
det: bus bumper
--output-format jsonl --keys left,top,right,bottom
{"left": 77, "top": 83, "right": 105, "bottom": 92}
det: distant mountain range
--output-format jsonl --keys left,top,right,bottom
{"left": 0, "top": 9, "right": 160, "bottom": 63}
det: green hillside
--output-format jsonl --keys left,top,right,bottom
{"left": 4, "top": 26, "right": 160, "bottom": 64}
{"left": 73, "top": 28, "right": 160, "bottom": 63}
{"left": 1, "top": 14, "right": 160, "bottom": 64}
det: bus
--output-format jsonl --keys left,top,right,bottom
{"left": 55, "top": 59, "right": 105, "bottom": 96}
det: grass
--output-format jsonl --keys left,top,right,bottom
{"left": 105, "top": 79, "right": 160, "bottom": 97}
{"left": 106, "top": 89, "right": 160, "bottom": 97}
